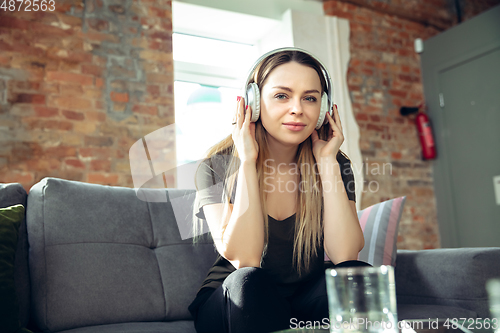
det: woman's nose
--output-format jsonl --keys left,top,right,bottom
{"left": 290, "top": 98, "right": 303, "bottom": 114}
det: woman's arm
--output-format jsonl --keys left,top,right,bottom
{"left": 319, "top": 156, "right": 364, "bottom": 264}
{"left": 203, "top": 160, "right": 265, "bottom": 268}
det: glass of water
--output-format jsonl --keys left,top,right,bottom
{"left": 325, "top": 265, "right": 398, "bottom": 333}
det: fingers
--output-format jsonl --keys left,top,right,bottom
{"left": 233, "top": 96, "right": 240, "bottom": 124}
{"left": 333, "top": 104, "right": 342, "bottom": 131}
{"left": 238, "top": 96, "right": 251, "bottom": 127}
{"left": 237, "top": 96, "right": 244, "bottom": 128}
{"left": 326, "top": 112, "right": 341, "bottom": 135}
{"left": 327, "top": 104, "right": 343, "bottom": 134}
{"left": 245, "top": 104, "right": 251, "bottom": 125}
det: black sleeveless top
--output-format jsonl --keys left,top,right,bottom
{"left": 188, "top": 153, "right": 356, "bottom": 318}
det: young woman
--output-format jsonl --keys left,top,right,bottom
{"left": 188, "top": 48, "right": 369, "bottom": 333}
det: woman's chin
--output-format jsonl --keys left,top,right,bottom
{"left": 279, "top": 135, "right": 310, "bottom": 146}
{"left": 265, "top": 127, "right": 312, "bottom": 145}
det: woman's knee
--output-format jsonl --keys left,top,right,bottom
{"left": 223, "top": 266, "right": 272, "bottom": 291}
{"left": 222, "top": 267, "right": 291, "bottom": 332}
{"left": 222, "top": 267, "right": 286, "bottom": 306}
{"left": 334, "top": 260, "right": 372, "bottom": 268}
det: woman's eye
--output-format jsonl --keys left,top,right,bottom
{"left": 305, "top": 96, "right": 317, "bottom": 102}
{"left": 275, "top": 94, "right": 287, "bottom": 100}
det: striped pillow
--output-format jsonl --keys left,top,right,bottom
{"left": 324, "top": 196, "right": 406, "bottom": 266}
{"left": 358, "top": 196, "right": 406, "bottom": 266}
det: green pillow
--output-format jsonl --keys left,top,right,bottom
{"left": 0, "top": 204, "right": 32, "bottom": 333}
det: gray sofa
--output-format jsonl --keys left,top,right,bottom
{"left": 2, "top": 177, "right": 499, "bottom": 333}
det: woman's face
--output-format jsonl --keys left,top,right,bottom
{"left": 259, "top": 61, "right": 323, "bottom": 146}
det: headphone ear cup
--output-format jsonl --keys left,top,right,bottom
{"left": 245, "top": 83, "right": 261, "bottom": 122}
{"left": 315, "top": 92, "right": 329, "bottom": 129}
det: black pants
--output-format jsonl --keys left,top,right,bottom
{"left": 193, "top": 260, "right": 371, "bottom": 333}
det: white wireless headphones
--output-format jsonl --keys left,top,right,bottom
{"left": 244, "top": 47, "right": 334, "bottom": 130}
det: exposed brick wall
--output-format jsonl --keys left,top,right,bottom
{"left": 0, "top": 0, "right": 175, "bottom": 192}
{"left": 324, "top": 0, "right": 499, "bottom": 249}
{"left": 460, "top": 0, "right": 500, "bottom": 21}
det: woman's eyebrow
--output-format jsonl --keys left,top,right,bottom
{"left": 272, "top": 86, "right": 320, "bottom": 94}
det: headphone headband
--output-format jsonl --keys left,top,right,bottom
{"left": 244, "top": 47, "right": 333, "bottom": 111}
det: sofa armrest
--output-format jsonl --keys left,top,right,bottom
{"left": 395, "top": 247, "right": 500, "bottom": 318}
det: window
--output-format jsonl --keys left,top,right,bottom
{"left": 172, "top": 32, "right": 260, "bottom": 161}
{"left": 172, "top": 33, "right": 261, "bottom": 188}
{"left": 173, "top": 80, "right": 239, "bottom": 165}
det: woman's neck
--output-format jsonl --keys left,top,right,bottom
{"left": 265, "top": 139, "right": 298, "bottom": 169}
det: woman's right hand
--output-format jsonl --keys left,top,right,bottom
{"left": 232, "top": 96, "right": 259, "bottom": 163}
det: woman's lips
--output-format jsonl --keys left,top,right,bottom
{"left": 283, "top": 124, "right": 306, "bottom": 131}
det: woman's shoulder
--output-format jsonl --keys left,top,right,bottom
{"left": 336, "top": 151, "right": 355, "bottom": 181}
{"left": 196, "top": 152, "right": 236, "bottom": 184}
{"left": 201, "top": 153, "right": 234, "bottom": 173}
{"left": 336, "top": 150, "right": 352, "bottom": 166}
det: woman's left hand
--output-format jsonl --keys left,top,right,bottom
{"left": 311, "top": 104, "right": 344, "bottom": 162}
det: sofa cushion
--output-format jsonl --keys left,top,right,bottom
{"left": 398, "top": 304, "right": 478, "bottom": 320}
{"left": 323, "top": 196, "right": 406, "bottom": 266}
{"left": 55, "top": 321, "right": 196, "bottom": 333}
{"left": 0, "top": 183, "right": 31, "bottom": 329}
{"left": 395, "top": 248, "right": 500, "bottom": 318}
{"left": 357, "top": 196, "right": 406, "bottom": 266}
{"left": 27, "top": 178, "right": 217, "bottom": 332}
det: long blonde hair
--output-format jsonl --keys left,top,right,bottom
{"left": 192, "top": 50, "right": 351, "bottom": 276}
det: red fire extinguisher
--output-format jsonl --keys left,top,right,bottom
{"left": 400, "top": 103, "right": 437, "bottom": 160}
{"left": 415, "top": 105, "right": 436, "bottom": 160}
